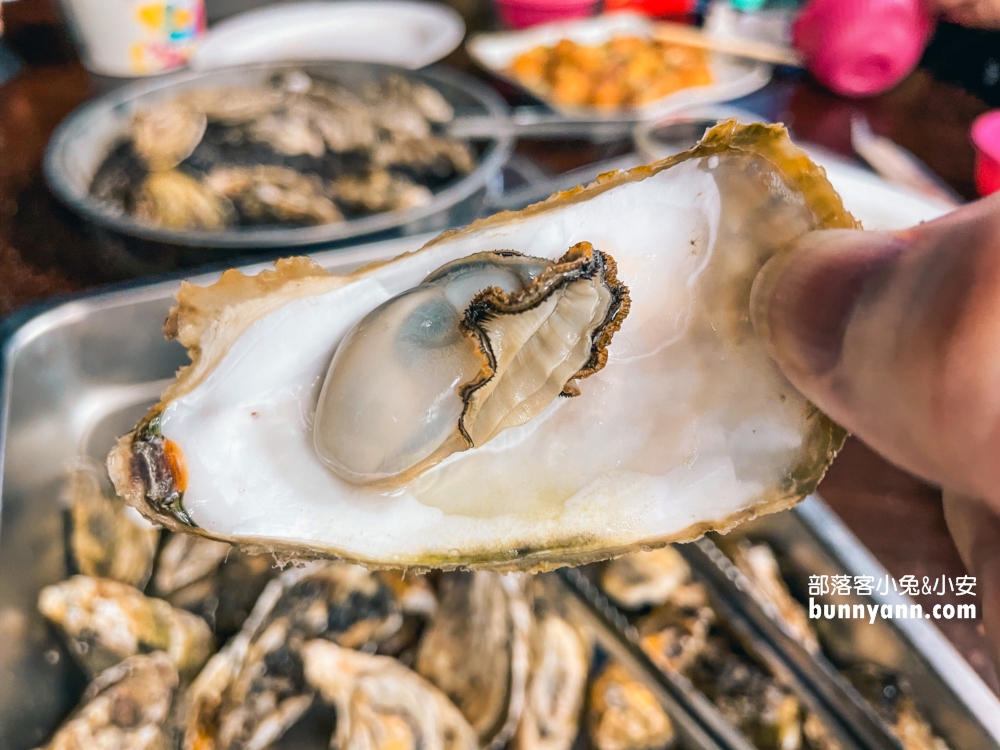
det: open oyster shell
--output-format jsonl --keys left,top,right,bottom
{"left": 36, "top": 652, "right": 179, "bottom": 750}
{"left": 108, "top": 122, "right": 852, "bottom": 570}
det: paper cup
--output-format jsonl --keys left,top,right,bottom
{"left": 59, "top": 0, "right": 205, "bottom": 77}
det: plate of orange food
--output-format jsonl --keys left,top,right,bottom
{"left": 467, "top": 13, "right": 772, "bottom": 120}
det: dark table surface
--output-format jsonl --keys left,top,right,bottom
{"left": 1, "top": 0, "right": 998, "bottom": 695}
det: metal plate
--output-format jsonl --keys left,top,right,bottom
{"left": 2, "top": 231, "right": 999, "bottom": 749}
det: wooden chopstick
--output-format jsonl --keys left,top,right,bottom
{"left": 653, "top": 21, "right": 803, "bottom": 67}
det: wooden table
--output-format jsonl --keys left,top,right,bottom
{"left": 1, "top": 0, "right": 997, "bottom": 695}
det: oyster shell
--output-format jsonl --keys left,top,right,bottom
{"left": 108, "top": 122, "right": 852, "bottom": 569}
{"left": 332, "top": 170, "right": 433, "bottom": 213}
{"left": 638, "top": 579, "right": 714, "bottom": 676}
{"left": 35, "top": 652, "right": 179, "bottom": 750}
{"left": 728, "top": 541, "right": 820, "bottom": 654}
{"left": 37, "top": 576, "right": 213, "bottom": 679}
{"left": 63, "top": 460, "right": 159, "bottom": 590}
{"left": 150, "top": 534, "right": 276, "bottom": 638}
{"left": 131, "top": 100, "right": 207, "bottom": 172}
{"left": 302, "top": 639, "right": 479, "bottom": 750}
{"left": 845, "top": 665, "right": 950, "bottom": 750}
{"left": 133, "top": 170, "right": 236, "bottom": 230}
{"left": 314, "top": 242, "right": 628, "bottom": 485}
{"left": 183, "top": 562, "right": 403, "bottom": 749}
{"left": 205, "top": 165, "right": 343, "bottom": 226}
{"left": 415, "top": 572, "right": 531, "bottom": 749}
{"left": 588, "top": 662, "right": 675, "bottom": 750}
{"left": 687, "top": 636, "right": 803, "bottom": 750}
{"left": 513, "top": 603, "right": 589, "bottom": 750}
{"left": 602, "top": 547, "right": 690, "bottom": 610}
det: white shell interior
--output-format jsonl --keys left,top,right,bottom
{"left": 159, "top": 154, "right": 821, "bottom": 564}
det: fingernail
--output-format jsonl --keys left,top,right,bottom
{"left": 750, "top": 229, "right": 907, "bottom": 377}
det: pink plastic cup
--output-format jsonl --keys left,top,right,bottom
{"left": 971, "top": 110, "right": 1000, "bottom": 196}
{"left": 792, "top": 0, "right": 934, "bottom": 98}
{"left": 492, "top": 0, "right": 599, "bottom": 29}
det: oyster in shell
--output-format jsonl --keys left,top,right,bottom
{"left": 63, "top": 460, "right": 159, "bottom": 590}
{"left": 845, "top": 665, "right": 950, "bottom": 750}
{"left": 687, "top": 636, "right": 804, "bottom": 750}
{"left": 131, "top": 100, "right": 207, "bottom": 172}
{"left": 602, "top": 547, "right": 691, "bottom": 610}
{"left": 108, "top": 122, "right": 852, "bottom": 569}
{"left": 727, "top": 541, "right": 820, "bottom": 654}
{"left": 513, "top": 601, "right": 589, "bottom": 750}
{"left": 36, "top": 653, "right": 179, "bottom": 750}
{"left": 150, "top": 534, "right": 276, "bottom": 638}
{"left": 205, "top": 165, "right": 343, "bottom": 226}
{"left": 133, "top": 170, "right": 235, "bottom": 230}
{"left": 588, "top": 663, "right": 675, "bottom": 750}
{"left": 183, "top": 562, "right": 403, "bottom": 749}
{"left": 415, "top": 572, "right": 531, "bottom": 749}
{"left": 37, "top": 576, "right": 213, "bottom": 679}
{"left": 302, "top": 639, "right": 479, "bottom": 750}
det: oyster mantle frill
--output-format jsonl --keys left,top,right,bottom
{"left": 108, "top": 122, "right": 853, "bottom": 570}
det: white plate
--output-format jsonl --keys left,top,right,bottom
{"left": 192, "top": 1, "right": 466, "bottom": 71}
{"left": 467, "top": 13, "right": 772, "bottom": 121}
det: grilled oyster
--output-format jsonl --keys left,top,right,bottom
{"left": 63, "top": 460, "right": 159, "bottom": 590}
{"left": 108, "top": 122, "right": 852, "bottom": 569}
{"left": 416, "top": 572, "right": 531, "bottom": 749}
{"left": 37, "top": 576, "right": 213, "bottom": 679}
{"left": 184, "top": 562, "right": 403, "bottom": 749}
{"left": 302, "top": 639, "right": 479, "bottom": 750}
{"left": 588, "top": 663, "right": 675, "bottom": 750}
{"left": 36, "top": 653, "right": 179, "bottom": 750}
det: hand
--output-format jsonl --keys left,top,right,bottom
{"left": 750, "top": 193, "right": 1000, "bottom": 671}
{"left": 926, "top": 0, "right": 1000, "bottom": 28}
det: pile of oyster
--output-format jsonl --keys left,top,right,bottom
{"left": 89, "top": 71, "right": 476, "bottom": 231}
{"left": 35, "top": 461, "right": 682, "bottom": 750}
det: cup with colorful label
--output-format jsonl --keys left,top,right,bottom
{"left": 59, "top": 0, "right": 205, "bottom": 77}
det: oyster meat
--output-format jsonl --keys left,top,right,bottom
{"left": 37, "top": 575, "right": 213, "bottom": 679}
{"left": 108, "top": 122, "right": 852, "bottom": 568}
{"left": 415, "top": 572, "right": 531, "bottom": 749}
{"left": 63, "top": 460, "right": 159, "bottom": 590}
{"left": 36, "top": 653, "right": 179, "bottom": 750}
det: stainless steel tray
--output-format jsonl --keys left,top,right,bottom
{"left": 2, "top": 233, "right": 999, "bottom": 749}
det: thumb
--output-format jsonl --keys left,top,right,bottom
{"left": 751, "top": 194, "right": 1000, "bottom": 672}
{"left": 751, "top": 193, "right": 1000, "bottom": 500}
